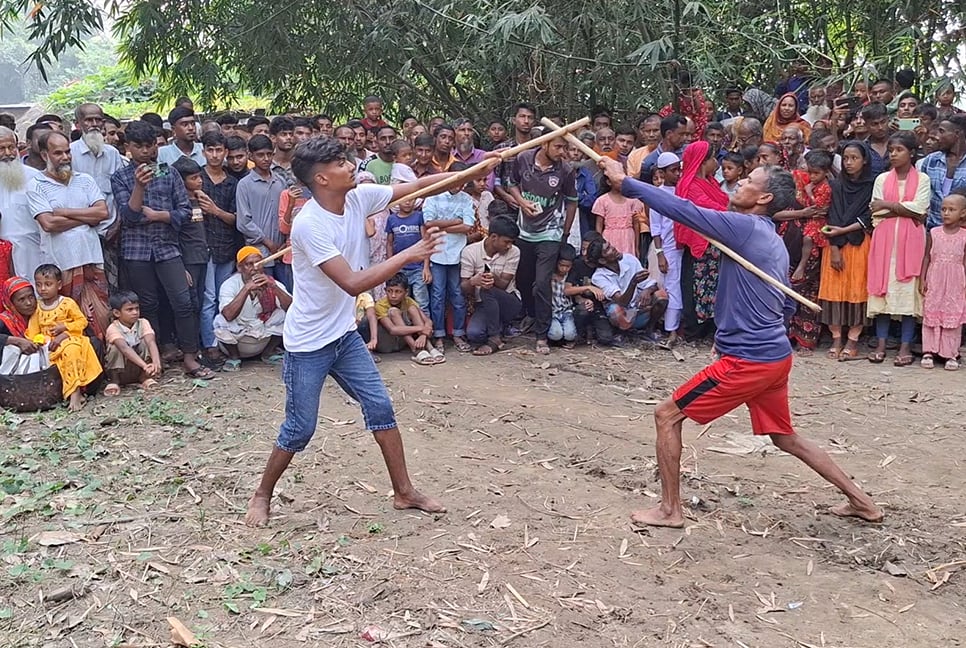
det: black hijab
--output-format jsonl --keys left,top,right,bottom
{"left": 827, "top": 140, "right": 873, "bottom": 247}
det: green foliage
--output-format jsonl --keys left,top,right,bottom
{"left": 43, "top": 64, "right": 158, "bottom": 114}
{"left": 2, "top": 0, "right": 965, "bottom": 119}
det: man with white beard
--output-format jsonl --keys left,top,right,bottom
{"left": 803, "top": 86, "right": 831, "bottom": 126}
{"left": 70, "top": 103, "right": 127, "bottom": 289}
{"left": 0, "top": 126, "right": 44, "bottom": 279}
{"left": 26, "top": 131, "right": 111, "bottom": 339}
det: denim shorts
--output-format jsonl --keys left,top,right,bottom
{"left": 276, "top": 330, "right": 397, "bottom": 453}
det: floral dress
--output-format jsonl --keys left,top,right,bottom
{"left": 784, "top": 171, "right": 830, "bottom": 349}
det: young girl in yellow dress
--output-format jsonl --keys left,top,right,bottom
{"left": 27, "top": 264, "right": 102, "bottom": 411}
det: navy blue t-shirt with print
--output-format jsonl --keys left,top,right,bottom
{"left": 385, "top": 210, "right": 425, "bottom": 272}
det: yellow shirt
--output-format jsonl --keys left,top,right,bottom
{"left": 374, "top": 296, "right": 417, "bottom": 319}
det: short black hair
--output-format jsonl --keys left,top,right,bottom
{"left": 660, "top": 114, "right": 687, "bottom": 138}
{"left": 109, "top": 290, "right": 140, "bottom": 311}
{"left": 871, "top": 78, "right": 893, "bottom": 89}
{"left": 808, "top": 129, "right": 832, "bottom": 149}
{"left": 887, "top": 130, "right": 918, "bottom": 153}
{"left": 34, "top": 263, "right": 62, "bottom": 281}
{"left": 363, "top": 95, "right": 383, "bottom": 105}
{"left": 413, "top": 133, "right": 435, "bottom": 148}
{"left": 292, "top": 136, "right": 346, "bottom": 186}
{"left": 895, "top": 68, "right": 916, "bottom": 90}
{"left": 705, "top": 121, "right": 724, "bottom": 132}
{"left": 25, "top": 123, "right": 51, "bottom": 141}
{"left": 294, "top": 116, "right": 314, "bottom": 131}
{"left": 803, "top": 149, "right": 833, "bottom": 171}
{"left": 615, "top": 123, "right": 636, "bottom": 137}
{"left": 269, "top": 116, "right": 295, "bottom": 135}
{"left": 140, "top": 112, "right": 163, "bottom": 129}
{"left": 913, "top": 103, "right": 938, "bottom": 121}
{"left": 377, "top": 125, "right": 397, "bottom": 137}
{"left": 450, "top": 161, "right": 469, "bottom": 173}
{"left": 722, "top": 151, "right": 744, "bottom": 167}
{"left": 246, "top": 115, "right": 270, "bottom": 131}
{"left": 215, "top": 112, "right": 239, "bottom": 126}
{"left": 123, "top": 120, "right": 157, "bottom": 145}
{"left": 433, "top": 122, "right": 455, "bottom": 137}
{"left": 385, "top": 272, "right": 409, "bottom": 290}
{"left": 586, "top": 239, "right": 606, "bottom": 265}
{"left": 225, "top": 135, "right": 247, "bottom": 152}
{"left": 247, "top": 134, "right": 273, "bottom": 153}
{"left": 948, "top": 114, "right": 966, "bottom": 133}
{"left": 201, "top": 130, "right": 227, "bottom": 148}
{"left": 103, "top": 114, "right": 120, "bottom": 128}
{"left": 558, "top": 243, "right": 577, "bottom": 263}
{"left": 172, "top": 157, "right": 203, "bottom": 179}
{"left": 860, "top": 102, "right": 888, "bottom": 121}
{"left": 740, "top": 145, "right": 760, "bottom": 164}
{"left": 488, "top": 215, "right": 519, "bottom": 239}
{"left": 511, "top": 102, "right": 537, "bottom": 118}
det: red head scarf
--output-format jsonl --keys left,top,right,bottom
{"left": 673, "top": 141, "right": 729, "bottom": 257}
{"left": 0, "top": 276, "right": 34, "bottom": 338}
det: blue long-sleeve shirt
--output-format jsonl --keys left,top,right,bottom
{"left": 621, "top": 177, "right": 793, "bottom": 362}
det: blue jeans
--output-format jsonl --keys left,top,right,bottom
{"left": 429, "top": 262, "right": 466, "bottom": 337}
{"left": 276, "top": 331, "right": 397, "bottom": 453}
{"left": 202, "top": 259, "right": 236, "bottom": 349}
{"left": 548, "top": 311, "right": 577, "bottom": 341}
{"left": 401, "top": 265, "right": 429, "bottom": 314}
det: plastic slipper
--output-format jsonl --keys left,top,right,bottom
{"left": 185, "top": 366, "right": 215, "bottom": 379}
{"left": 261, "top": 353, "right": 284, "bottom": 365}
{"left": 453, "top": 336, "right": 472, "bottom": 353}
{"left": 472, "top": 344, "right": 495, "bottom": 356}
{"left": 222, "top": 358, "right": 241, "bottom": 372}
{"left": 103, "top": 383, "right": 121, "bottom": 397}
{"left": 428, "top": 347, "right": 446, "bottom": 364}
{"left": 139, "top": 378, "right": 159, "bottom": 390}
{"left": 412, "top": 350, "right": 434, "bottom": 365}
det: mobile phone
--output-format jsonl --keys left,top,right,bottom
{"left": 897, "top": 118, "right": 921, "bottom": 131}
{"left": 154, "top": 162, "right": 169, "bottom": 177}
{"left": 835, "top": 95, "right": 863, "bottom": 113}
{"left": 821, "top": 225, "right": 834, "bottom": 234}
{"left": 484, "top": 263, "right": 492, "bottom": 274}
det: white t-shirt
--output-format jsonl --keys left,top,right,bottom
{"left": 26, "top": 172, "right": 105, "bottom": 270}
{"left": 283, "top": 184, "right": 393, "bottom": 352}
{"left": 592, "top": 254, "right": 657, "bottom": 308}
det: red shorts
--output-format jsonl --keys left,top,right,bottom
{"left": 673, "top": 355, "right": 795, "bottom": 435}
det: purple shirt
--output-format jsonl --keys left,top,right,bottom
{"left": 621, "top": 177, "right": 793, "bottom": 363}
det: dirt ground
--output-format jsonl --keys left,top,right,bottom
{"left": 1, "top": 337, "right": 965, "bottom": 648}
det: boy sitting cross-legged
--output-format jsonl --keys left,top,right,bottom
{"left": 374, "top": 273, "right": 440, "bottom": 365}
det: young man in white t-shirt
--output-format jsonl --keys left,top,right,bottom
{"left": 245, "top": 137, "right": 495, "bottom": 526}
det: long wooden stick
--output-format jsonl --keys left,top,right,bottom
{"left": 540, "top": 117, "right": 821, "bottom": 313}
{"left": 256, "top": 116, "right": 592, "bottom": 268}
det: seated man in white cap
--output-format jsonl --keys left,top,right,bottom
{"left": 213, "top": 245, "right": 292, "bottom": 370}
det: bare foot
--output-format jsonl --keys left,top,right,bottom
{"left": 393, "top": 489, "right": 447, "bottom": 514}
{"left": 244, "top": 494, "right": 271, "bottom": 527}
{"left": 830, "top": 500, "right": 884, "bottom": 523}
{"left": 630, "top": 506, "right": 685, "bottom": 528}
{"left": 68, "top": 391, "right": 86, "bottom": 412}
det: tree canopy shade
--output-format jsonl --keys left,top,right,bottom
{"left": 2, "top": 0, "right": 964, "bottom": 120}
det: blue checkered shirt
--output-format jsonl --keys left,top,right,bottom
{"left": 111, "top": 163, "right": 191, "bottom": 262}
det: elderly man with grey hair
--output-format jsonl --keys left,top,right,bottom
{"left": 70, "top": 102, "right": 127, "bottom": 289}
{"left": 780, "top": 125, "right": 807, "bottom": 171}
{"left": 0, "top": 125, "right": 44, "bottom": 279}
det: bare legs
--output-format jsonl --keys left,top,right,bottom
{"left": 632, "top": 398, "right": 883, "bottom": 528}
{"left": 244, "top": 427, "right": 445, "bottom": 527}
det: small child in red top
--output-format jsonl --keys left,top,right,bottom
{"left": 775, "top": 149, "right": 833, "bottom": 353}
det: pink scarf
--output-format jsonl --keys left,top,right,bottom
{"left": 866, "top": 169, "right": 925, "bottom": 297}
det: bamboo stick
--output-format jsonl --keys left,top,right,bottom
{"left": 539, "top": 117, "right": 821, "bottom": 313}
{"left": 256, "top": 116, "right": 592, "bottom": 268}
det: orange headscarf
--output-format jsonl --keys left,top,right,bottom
{"left": 763, "top": 93, "right": 812, "bottom": 143}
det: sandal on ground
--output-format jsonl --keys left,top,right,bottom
{"left": 185, "top": 366, "right": 215, "bottom": 379}
{"left": 535, "top": 340, "right": 550, "bottom": 355}
{"left": 827, "top": 344, "right": 842, "bottom": 360}
{"left": 945, "top": 358, "right": 960, "bottom": 371}
{"left": 261, "top": 352, "right": 285, "bottom": 365}
{"left": 838, "top": 342, "right": 862, "bottom": 361}
{"left": 562, "top": 341, "right": 576, "bottom": 350}
{"left": 428, "top": 347, "right": 446, "bottom": 364}
{"left": 868, "top": 351, "right": 886, "bottom": 363}
{"left": 412, "top": 349, "right": 434, "bottom": 365}
{"left": 222, "top": 358, "right": 241, "bottom": 372}
{"left": 472, "top": 344, "right": 496, "bottom": 356}
{"left": 893, "top": 354, "right": 914, "bottom": 367}
{"left": 453, "top": 336, "right": 472, "bottom": 353}
{"left": 140, "top": 378, "right": 159, "bottom": 390}
{"left": 432, "top": 338, "right": 446, "bottom": 354}
{"left": 104, "top": 383, "right": 121, "bottom": 397}
{"left": 921, "top": 354, "right": 934, "bottom": 369}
